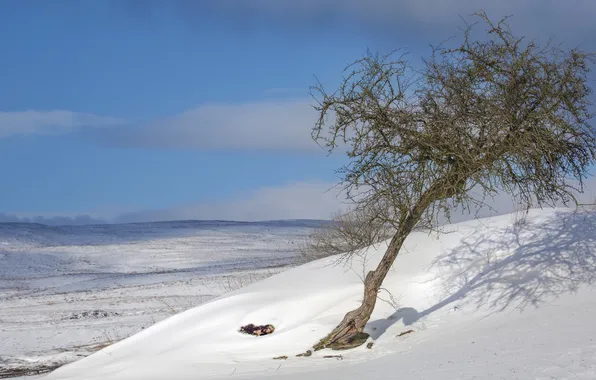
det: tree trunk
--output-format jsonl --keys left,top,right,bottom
{"left": 313, "top": 199, "right": 430, "bottom": 351}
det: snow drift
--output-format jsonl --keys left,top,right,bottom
{"left": 42, "top": 208, "right": 596, "bottom": 380}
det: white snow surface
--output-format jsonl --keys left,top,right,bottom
{"left": 20, "top": 210, "right": 596, "bottom": 378}
{"left": 0, "top": 220, "right": 318, "bottom": 377}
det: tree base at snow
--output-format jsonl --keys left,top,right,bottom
{"left": 313, "top": 331, "right": 370, "bottom": 351}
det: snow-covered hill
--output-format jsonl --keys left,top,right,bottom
{"left": 0, "top": 220, "right": 320, "bottom": 377}
{"left": 38, "top": 208, "right": 596, "bottom": 380}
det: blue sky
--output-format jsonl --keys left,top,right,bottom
{"left": 1, "top": 0, "right": 595, "bottom": 224}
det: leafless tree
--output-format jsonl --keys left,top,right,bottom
{"left": 310, "top": 11, "right": 596, "bottom": 350}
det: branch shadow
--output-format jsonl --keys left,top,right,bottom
{"left": 424, "top": 210, "right": 596, "bottom": 316}
{"left": 367, "top": 210, "right": 596, "bottom": 338}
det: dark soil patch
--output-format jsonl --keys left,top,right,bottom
{"left": 397, "top": 329, "right": 415, "bottom": 337}
{"left": 69, "top": 310, "right": 121, "bottom": 320}
{"left": 239, "top": 323, "right": 275, "bottom": 336}
{"left": 0, "top": 363, "right": 63, "bottom": 379}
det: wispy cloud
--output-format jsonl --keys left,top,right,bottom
{"left": 114, "top": 176, "right": 596, "bottom": 225}
{"left": 0, "top": 110, "right": 126, "bottom": 138}
{"left": 0, "top": 182, "right": 346, "bottom": 225}
{"left": 99, "top": 99, "right": 321, "bottom": 151}
{"left": 1, "top": 100, "right": 327, "bottom": 152}
{"left": 4, "top": 176, "right": 595, "bottom": 225}
{"left": 227, "top": 0, "right": 596, "bottom": 30}
{"left": 0, "top": 212, "right": 108, "bottom": 226}
{"left": 114, "top": 181, "right": 346, "bottom": 223}
{"left": 215, "top": 0, "right": 595, "bottom": 21}
{"left": 130, "top": 0, "right": 596, "bottom": 43}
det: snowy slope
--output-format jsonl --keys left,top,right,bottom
{"left": 41, "top": 208, "right": 596, "bottom": 380}
{"left": 0, "top": 221, "right": 318, "bottom": 377}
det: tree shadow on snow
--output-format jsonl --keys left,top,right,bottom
{"left": 367, "top": 210, "right": 596, "bottom": 338}
{"left": 367, "top": 307, "right": 419, "bottom": 339}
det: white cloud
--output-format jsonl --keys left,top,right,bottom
{"left": 106, "top": 99, "right": 320, "bottom": 151}
{"left": 0, "top": 212, "right": 108, "bottom": 226}
{"left": 216, "top": 0, "right": 596, "bottom": 27}
{"left": 114, "top": 175, "right": 596, "bottom": 225}
{"left": 0, "top": 101, "right": 322, "bottom": 152}
{"left": 197, "top": 0, "right": 596, "bottom": 44}
{"left": 114, "top": 181, "right": 347, "bottom": 223}
{"left": 442, "top": 175, "right": 596, "bottom": 225}
{"left": 0, "top": 110, "right": 126, "bottom": 138}
{"left": 5, "top": 176, "right": 596, "bottom": 225}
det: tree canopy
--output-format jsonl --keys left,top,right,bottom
{"left": 310, "top": 11, "right": 595, "bottom": 350}
{"left": 312, "top": 12, "right": 595, "bottom": 230}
